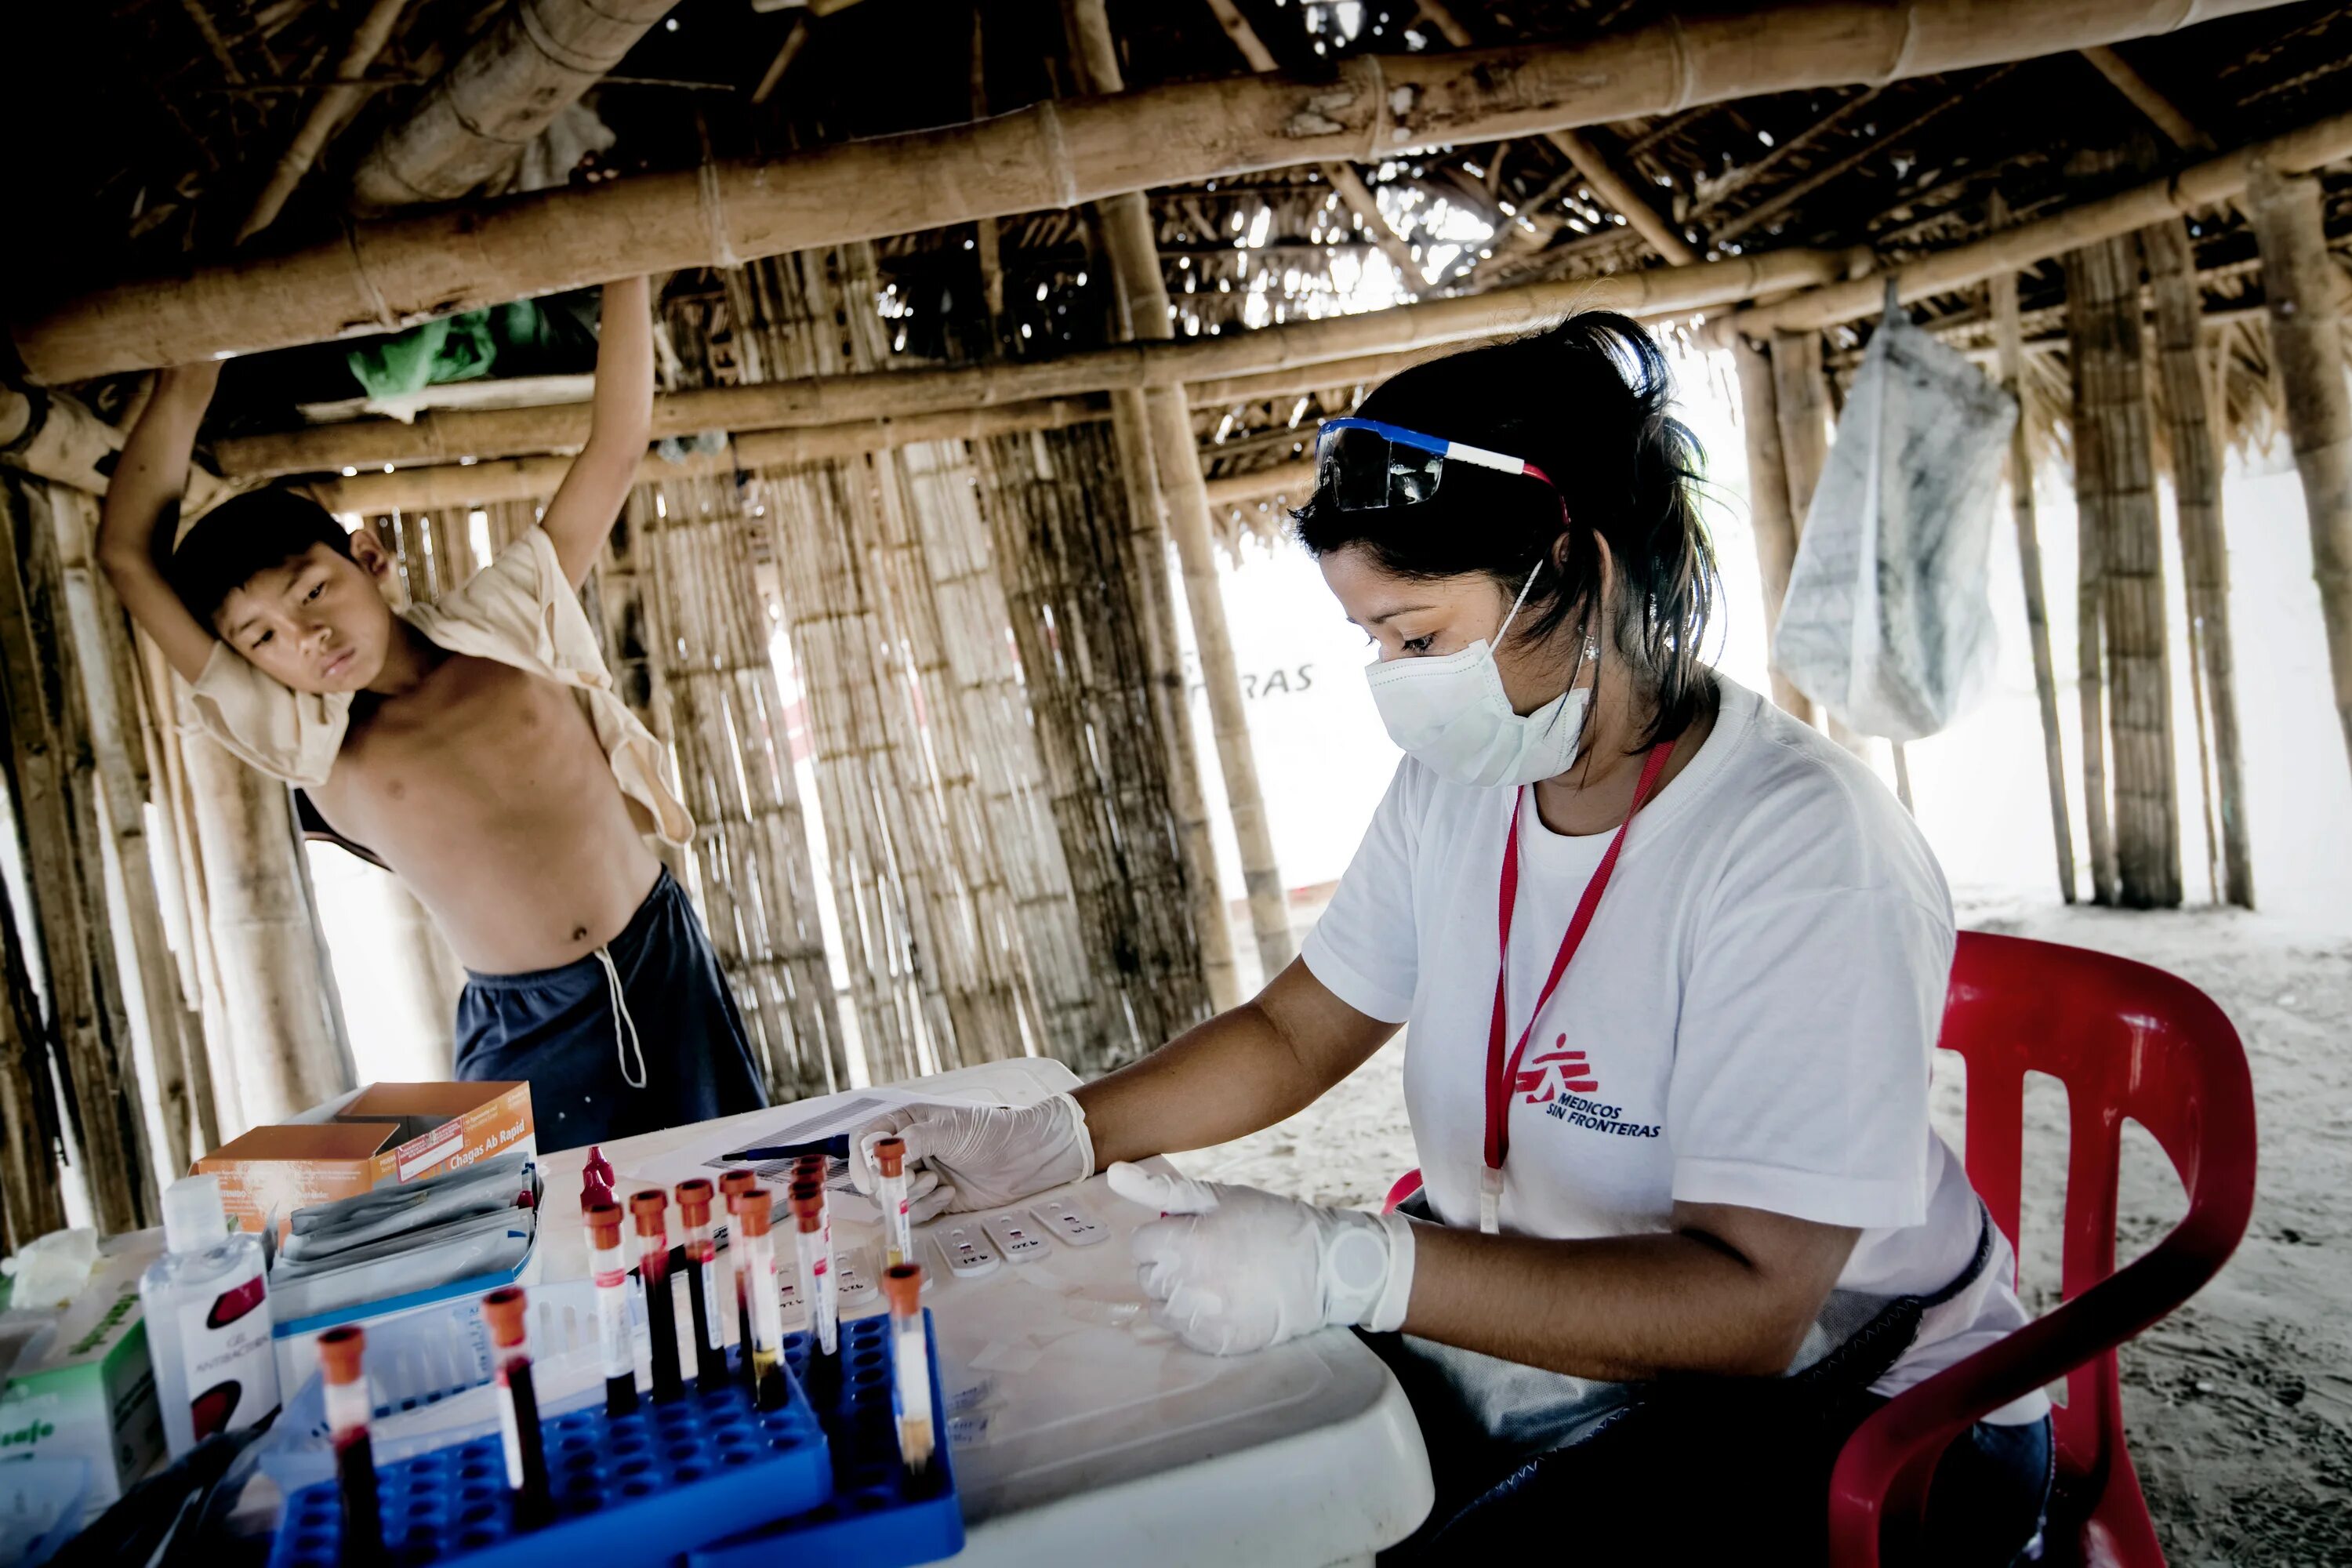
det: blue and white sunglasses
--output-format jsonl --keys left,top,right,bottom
{"left": 1313, "top": 416, "right": 1559, "bottom": 512}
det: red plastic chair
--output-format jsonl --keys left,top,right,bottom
{"left": 1381, "top": 932, "right": 2257, "bottom": 1566}
{"left": 1828, "top": 932, "right": 2256, "bottom": 1565}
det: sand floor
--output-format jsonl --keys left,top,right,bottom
{"left": 1178, "top": 898, "right": 2352, "bottom": 1565}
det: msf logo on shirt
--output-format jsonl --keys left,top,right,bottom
{"left": 1514, "top": 1036, "right": 1598, "bottom": 1102}
{"left": 1520, "top": 1036, "right": 1663, "bottom": 1139}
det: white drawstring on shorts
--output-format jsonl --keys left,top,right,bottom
{"left": 593, "top": 947, "right": 648, "bottom": 1090}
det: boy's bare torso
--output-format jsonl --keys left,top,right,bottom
{"left": 311, "top": 646, "right": 662, "bottom": 975}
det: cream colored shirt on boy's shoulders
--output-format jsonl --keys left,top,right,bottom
{"left": 183, "top": 525, "right": 693, "bottom": 847}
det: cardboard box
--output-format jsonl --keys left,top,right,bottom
{"left": 0, "top": 1236, "right": 165, "bottom": 1514}
{"left": 195, "top": 1081, "right": 533, "bottom": 1235}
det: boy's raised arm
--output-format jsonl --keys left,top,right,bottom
{"left": 541, "top": 277, "right": 654, "bottom": 590}
{"left": 97, "top": 362, "right": 231, "bottom": 685}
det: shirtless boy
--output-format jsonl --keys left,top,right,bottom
{"left": 100, "top": 277, "right": 767, "bottom": 1147}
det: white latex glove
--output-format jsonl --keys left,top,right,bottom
{"left": 1107, "top": 1162, "right": 1416, "bottom": 1356}
{"left": 849, "top": 1093, "right": 1094, "bottom": 1219}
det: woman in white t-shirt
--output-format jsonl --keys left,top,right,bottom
{"left": 853, "top": 315, "right": 2053, "bottom": 1563}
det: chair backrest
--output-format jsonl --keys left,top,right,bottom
{"left": 1936, "top": 931, "right": 2257, "bottom": 1490}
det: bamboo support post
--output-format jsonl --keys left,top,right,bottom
{"left": 1730, "top": 336, "right": 1813, "bottom": 721}
{"left": 1109, "top": 390, "right": 1237, "bottom": 1011}
{"left": 48, "top": 488, "right": 213, "bottom": 1173}
{"left": 0, "top": 479, "right": 155, "bottom": 1229}
{"left": 2064, "top": 212, "right": 2179, "bottom": 908}
{"left": 21, "top": 0, "right": 2277, "bottom": 379}
{"left": 2245, "top": 160, "right": 2352, "bottom": 781}
{"left": 1069, "top": 0, "right": 1295, "bottom": 984}
{"left": 180, "top": 731, "right": 357, "bottom": 1124}
{"left": 1987, "top": 195, "right": 2078, "bottom": 905}
{"left": 2144, "top": 216, "right": 2252, "bottom": 906}
{"left": 0, "top": 867, "right": 67, "bottom": 1247}
{"left": 348, "top": 0, "right": 677, "bottom": 210}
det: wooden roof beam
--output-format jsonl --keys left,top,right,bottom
{"left": 1709, "top": 103, "right": 2352, "bottom": 341}
{"left": 15, "top": 0, "right": 2299, "bottom": 381}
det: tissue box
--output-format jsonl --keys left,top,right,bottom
{"left": 0, "top": 1236, "right": 165, "bottom": 1514}
{"left": 196, "top": 1081, "right": 534, "bottom": 1235}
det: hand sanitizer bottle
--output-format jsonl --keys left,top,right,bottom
{"left": 140, "top": 1174, "right": 281, "bottom": 1457}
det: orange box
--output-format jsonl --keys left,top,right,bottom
{"left": 194, "top": 1081, "right": 534, "bottom": 1234}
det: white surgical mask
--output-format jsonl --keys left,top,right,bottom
{"left": 1365, "top": 567, "right": 1589, "bottom": 789}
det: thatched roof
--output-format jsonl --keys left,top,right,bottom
{"left": 7, "top": 0, "right": 2350, "bottom": 534}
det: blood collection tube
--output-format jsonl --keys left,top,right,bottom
{"left": 675, "top": 1178, "right": 728, "bottom": 1387}
{"left": 482, "top": 1287, "right": 550, "bottom": 1526}
{"left": 719, "top": 1169, "right": 758, "bottom": 1385}
{"left": 586, "top": 1203, "right": 637, "bottom": 1417}
{"left": 318, "top": 1325, "right": 383, "bottom": 1566}
{"left": 630, "top": 1190, "right": 684, "bottom": 1403}
{"left": 873, "top": 1136, "right": 913, "bottom": 1269}
{"left": 789, "top": 1181, "right": 837, "bottom": 1356}
{"left": 882, "top": 1264, "right": 933, "bottom": 1475}
{"left": 735, "top": 1190, "right": 789, "bottom": 1410}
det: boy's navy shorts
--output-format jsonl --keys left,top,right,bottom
{"left": 454, "top": 868, "right": 769, "bottom": 1149}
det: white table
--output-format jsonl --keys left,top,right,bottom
{"left": 535, "top": 1059, "right": 1433, "bottom": 1566}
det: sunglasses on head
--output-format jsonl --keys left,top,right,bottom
{"left": 1313, "top": 416, "right": 1563, "bottom": 513}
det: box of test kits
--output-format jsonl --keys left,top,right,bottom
{"left": 195, "top": 1080, "right": 535, "bottom": 1236}
{"left": 0, "top": 1234, "right": 165, "bottom": 1514}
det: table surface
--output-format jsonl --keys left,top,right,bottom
{"left": 534, "top": 1059, "right": 1433, "bottom": 1567}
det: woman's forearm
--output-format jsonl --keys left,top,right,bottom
{"left": 1075, "top": 960, "right": 1394, "bottom": 1169}
{"left": 1400, "top": 1206, "right": 1860, "bottom": 1381}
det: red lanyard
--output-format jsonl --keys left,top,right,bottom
{"left": 1479, "top": 740, "right": 1673, "bottom": 1229}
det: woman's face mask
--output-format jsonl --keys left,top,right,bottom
{"left": 1323, "top": 550, "right": 1590, "bottom": 789}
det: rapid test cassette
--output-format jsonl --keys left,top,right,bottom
{"left": 979, "top": 1212, "right": 1051, "bottom": 1265}
{"left": 934, "top": 1225, "right": 1000, "bottom": 1279}
{"left": 1028, "top": 1198, "right": 1109, "bottom": 1247}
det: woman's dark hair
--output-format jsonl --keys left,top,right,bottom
{"left": 166, "top": 485, "right": 355, "bottom": 626}
{"left": 1292, "top": 311, "right": 1717, "bottom": 753}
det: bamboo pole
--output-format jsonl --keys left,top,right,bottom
{"left": 209, "top": 251, "right": 1844, "bottom": 479}
{"left": 1195, "top": 0, "right": 1425, "bottom": 284}
{"left": 1987, "top": 194, "right": 2078, "bottom": 905}
{"left": 2079, "top": 45, "right": 2210, "bottom": 151}
{"left": 1069, "top": 0, "right": 1295, "bottom": 984}
{"left": 1109, "top": 389, "right": 1237, "bottom": 1011}
{"left": 2245, "top": 160, "right": 2352, "bottom": 781}
{"left": 47, "top": 489, "right": 210, "bottom": 1174}
{"left": 1730, "top": 336, "right": 1813, "bottom": 721}
{"left": 2064, "top": 215, "right": 2179, "bottom": 908}
{"left": 1770, "top": 329, "right": 1831, "bottom": 531}
{"left": 967, "top": 7, "right": 1005, "bottom": 339}
{"left": 2144, "top": 215, "right": 2252, "bottom": 906}
{"left": 0, "top": 866, "right": 66, "bottom": 1247}
{"left": 180, "top": 730, "right": 358, "bottom": 1124}
{"left": 1412, "top": 0, "right": 1697, "bottom": 265}
{"left": 23, "top": 0, "right": 2280, "bottom": 378}
{"left": 348, "top": 0, "right": 677, "bottom": 210}
{"left": 1714, "top": 103, "right": 2352, "bottom": 339}
{"left": 236, "top": 0, "right": 412, "bottom": 241}
{"left": 0, "top": 478, "right": 155, "bottom": 1229}
{"left": 299, "top": 399, "right": 1110, "bottom": 510}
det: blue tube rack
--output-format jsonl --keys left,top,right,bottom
{"left": 688, "top": 1311, "right": 964, "bottom": 1568}
{"left": 266, "top": 1356, "right": 831, "bottom": 1568}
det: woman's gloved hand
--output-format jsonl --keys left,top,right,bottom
{"left": 849, "top": 1093, "right": 1094, "bottom": 1220}
{"left": 1107, "top": 1163, "right": 1416, "bottom": 1356}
